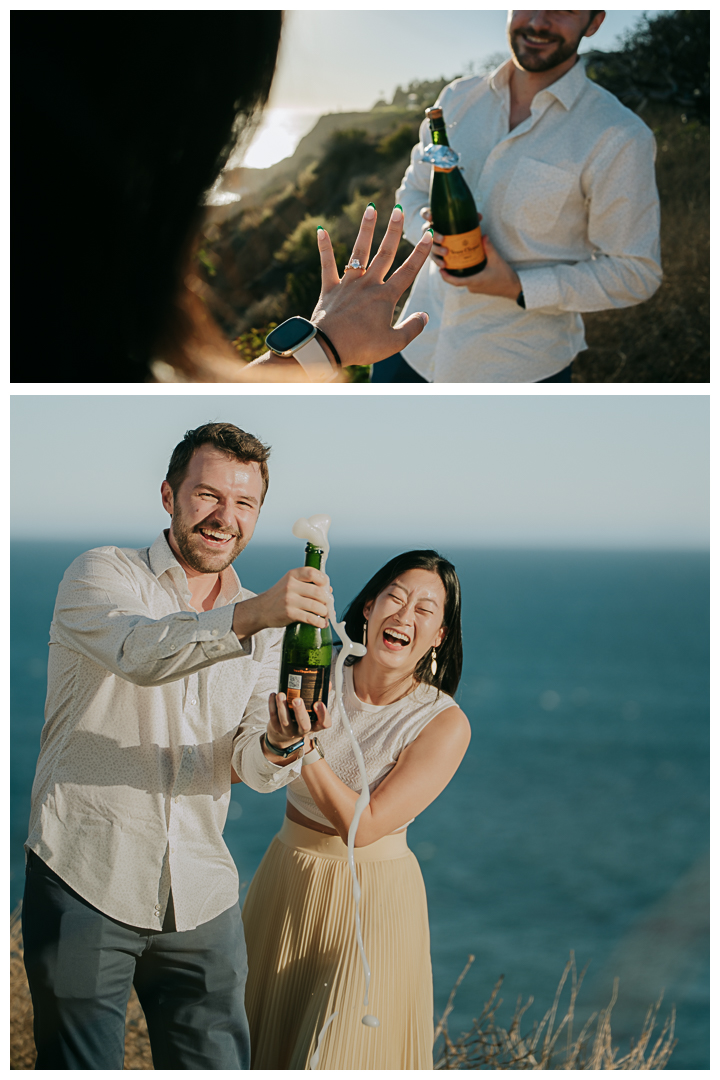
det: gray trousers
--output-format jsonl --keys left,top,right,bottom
{"left": 22, "top": 850, "right": 250, "bottom": 1070}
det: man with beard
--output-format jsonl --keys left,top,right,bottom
{"left": 22, "top": 422, "right": 331, "bottom": 1069}
{"left": 374, "top": 10, "right": 662, "bottom": 383}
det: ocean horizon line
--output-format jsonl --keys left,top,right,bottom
{"left": 10, "top": 537, "right": 710, "bottom": 555}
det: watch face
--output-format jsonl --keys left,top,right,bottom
{"left": 265, "top": 317, "right": 315, "bottom": 356}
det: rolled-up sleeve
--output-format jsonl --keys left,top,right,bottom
{"left": 518, "top": 125, "right": 662, "bottom": 313}
{"left": 231, "top": 630, "right": 304, "bottom": 791}
{"left": 51, "top": 551, "right": 250, "bottom": 686}
{"left": 396, "top": 116, "right": 434, "bottom": 247}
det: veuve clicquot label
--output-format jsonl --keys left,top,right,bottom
{"left": 443, "top": 228, "right": 485, "bottom": 271}
{"left": 278, "top": 542, "right": 333, "bottom": 713}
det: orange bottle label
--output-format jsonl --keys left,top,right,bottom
{"left": 443, "top": 226, "right": 485, "bottom": 271}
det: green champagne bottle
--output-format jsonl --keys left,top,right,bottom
{"left": 425, "top": 106, "right": 487, "bottom": 277}
{"left": 278, "top": 542, "right": 333, "bottom": 713}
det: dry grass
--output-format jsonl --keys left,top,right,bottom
{"left": 433, "top": 953, "right": 676, "bottom": 1070}
{"left": 12, "top": 905, "right": 676, "bottom": 1071}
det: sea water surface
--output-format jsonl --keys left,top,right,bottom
{"left": 10, "top": 541, "right": 709, "bottom": 1068}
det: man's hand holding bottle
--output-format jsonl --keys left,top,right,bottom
{"left": 421, "top": 208, "right": 523, "bottom": 302}
{"left": 232, "top": 567, "right": 331, "bottom": 641}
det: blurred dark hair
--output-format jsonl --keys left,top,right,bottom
{"left": 12, "top": 11, "right": 282, "bottom": 383}
{"left": 166, "top": 422, "right": 271, "bottom": 502}
{"left": 343, "top": 550, "right": 463, "bottom": 697}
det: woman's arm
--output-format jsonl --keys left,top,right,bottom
{"left": 275, "top": 694, "right": 471, "bottom": 846}
{"left": 245, "top": 207, "right": 433, "bottom": 376}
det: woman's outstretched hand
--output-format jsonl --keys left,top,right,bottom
{"left": 310, "top": 205, "right": 432, "bottom": 367}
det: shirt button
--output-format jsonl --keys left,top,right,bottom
{"left": 190, "top": 699, "right": 197, "bottom": 706}
{"left": 154, "top": 904, "right": 161, "bottom": 914}
{"left": 211, "top": 628, "right": 219, "bottom": 637}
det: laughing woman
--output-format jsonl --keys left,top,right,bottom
{"left": 240, "top": 550, "right": 470, "bottom": 1069}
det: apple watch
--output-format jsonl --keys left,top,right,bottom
{"left": 302, "top": 738, "right": 325, "bottom": 765}
{"left": 265, "top": 317, "right": 341, "bottom": 381}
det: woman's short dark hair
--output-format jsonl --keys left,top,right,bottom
{"left": 342, "top": 550, "right": 463, "bottom": 697}
{"left": 12, "top": 11, "right": 283, "bottom": 383}
{"left": 166, "top": 422, "right": 271, "bottom": 502}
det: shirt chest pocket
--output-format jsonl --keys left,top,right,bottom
{"left": 502, "top": 157, "right": 577, "bottom": 237}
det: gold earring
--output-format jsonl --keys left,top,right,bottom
{"left": 363, "top": 620, "right": 367, "bottom": 647}
{"left": 431, "top": 647, "right": 437, "bottom": 677}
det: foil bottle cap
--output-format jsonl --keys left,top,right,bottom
{"left": 421, "top": 144, "right": 460, "bottom": 169}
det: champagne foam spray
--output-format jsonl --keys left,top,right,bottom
{"left": 291, "top": 517, "right": 381, "bottom": 1045}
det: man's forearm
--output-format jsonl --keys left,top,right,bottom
{"left": 232, "top": 595, "right": 268, "bottom": 643}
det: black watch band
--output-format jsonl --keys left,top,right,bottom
{"left": 314, "top": 325, "right": 342, "bottom": 370}
{"left": 264, "top": 732, "right": 305, "bottom": 758}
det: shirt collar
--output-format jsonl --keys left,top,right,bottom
{"left": 490, "top": 53, "right": 588, "bottom": 111}
{"left": 148, "top": 531, "right": 243, "bottom": 607}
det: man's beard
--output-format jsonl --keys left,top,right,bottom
{"left": 509, "top": 27, "right": 584, "bottom": 73}
{"left": 171, "top": 511, "right": 246, "bottom": 574}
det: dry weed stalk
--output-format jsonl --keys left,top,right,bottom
{"left": 11, "top": 907, "right": 676, "bottom": 1071}
{"left": 433, "top": 953, "right": 676, "bottom": 1070}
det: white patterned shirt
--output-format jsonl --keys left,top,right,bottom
{"left": 26, "top": 532, "right": 295, "bottom": 931}
{"left": 396, "top": 58, "right": 662, "bottom": 382}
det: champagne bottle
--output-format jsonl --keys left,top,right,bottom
{"left": 278, "top": 542, "right": 333, "bottom": 714}
{"left": 426, "top": 106, "right": 487, "bottom": 277}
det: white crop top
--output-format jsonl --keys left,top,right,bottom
{"left": 285, "top": 658, "right": 456, "bottom": 830}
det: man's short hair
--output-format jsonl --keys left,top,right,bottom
{"left": 166, "top": 422, "right": 271, "bottom": 502}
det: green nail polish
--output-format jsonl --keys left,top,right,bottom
{"left": 428, "top": 228, "right": 434, "bottom": 236}
{"left": 394, "top": 204, "right": 403, "bottom": 211}
{"left": 367, "top": 202, "right": 376, "bottom": 210}
{"left": 316, "top": 225, "right": 324, "bottom": 231}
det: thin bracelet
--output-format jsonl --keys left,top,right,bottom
{"left": 314, "top": 325, "right": 342, "bottom": 370}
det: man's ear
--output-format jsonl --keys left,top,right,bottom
{"left": 160, "top": 480, "right": 174, "bottom": 516}
{"left": 584, "top": 11, "right": 606, "bottom": 40}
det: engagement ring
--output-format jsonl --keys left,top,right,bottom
{"left": 344, "top": 258, "right": 365, "bottom": 273}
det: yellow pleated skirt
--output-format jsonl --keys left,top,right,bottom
{"left": 242, "top": 817, "right": 434, "bottom": 1070}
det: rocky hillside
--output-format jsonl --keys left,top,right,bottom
{"left": 197, "top": 11, "right": 708, "bottom": 381}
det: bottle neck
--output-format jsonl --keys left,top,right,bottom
{"left": 304, "top": 543, "right": 323, "bottom": 571}
{"left": 431, "top": 124, "right": 450, "bottom": 148}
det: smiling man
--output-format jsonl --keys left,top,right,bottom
{"left": 375, "top": 9, "right": 662, "bottom": 383}
{"left": 21, "top": 422, "right": 331, "bottom": 1070}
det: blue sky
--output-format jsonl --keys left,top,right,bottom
{"left": 11, "top": 395, "right": 708, "bottom": 549}
{"left": 269, "top": 10, "right": 663, "bottom": 112}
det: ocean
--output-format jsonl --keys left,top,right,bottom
{"left": 10, "top": 540, "right": 709, "bottom": 1068}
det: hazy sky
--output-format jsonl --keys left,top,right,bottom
{"left": 12, "top": 395, "right": 708, "bottom": 549}
{"left": 268, "top": 10, "right": 663, "bottom": 112}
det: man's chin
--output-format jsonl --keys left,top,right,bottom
{"left": 182, "top": 539, "right": 244, "bottom": 574}
{"left": 511, "top": 36, "right": 577, "bottom": 74}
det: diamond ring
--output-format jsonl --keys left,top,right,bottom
{"left": 343, "top": 258, "right": 365, "bottom": 273}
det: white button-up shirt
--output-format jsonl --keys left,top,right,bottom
{"left": 397, "top": 58, "right": 662, "bottom": 382}
{"left": 26, "top": 532, "right": 300, "bottom": 931}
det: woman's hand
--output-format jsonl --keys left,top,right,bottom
{"left": 265, "top": 694, "right": 332, "bottom": 754}
{"left": 310, "top": 205, "right": 433, "bottom": 367}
